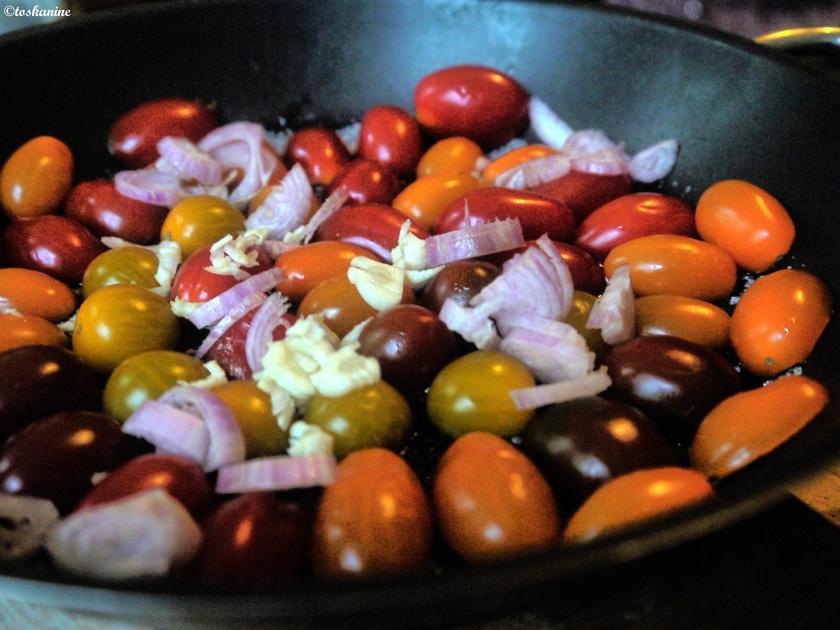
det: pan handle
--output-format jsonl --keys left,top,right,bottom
{"left": 754, "top": 26, "right": 840, "bottom": 50}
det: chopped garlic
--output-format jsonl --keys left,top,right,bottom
{"left": 341, "top": 317, "right": 372, "bottom": 347}
{"left": 282, "top": 225, "right": 306, "bottom": 245}
{"left": 310, "top": 343, "right": 381, "bottom": 397}
{"left": 406, "top": 267, "right": 443, "bottom": 290}
{"left": 258, "top": 342, "right": 318, "bottom": 401}
{"left": 391, "top": 221, "right": 429, "bottom": 270}
{"left": 101, "top": 237, "right": 182, "bottom": 298}
{"left": 205, "top": 228, "right": 268, "bottom": 280}
{"left": 347, "top": 257, "right": 405, "bottom": 311}
{"left": 170, "top": 298, "right": 202, "bottom": 318}
{"left": 287, "top": 421, "right": 334, "bottom": 457}
{"left": 179, "top": 360, "right": 228, "bottom": 389}
{"left": 254, "top": 378, "right": 296, "bottom": 430}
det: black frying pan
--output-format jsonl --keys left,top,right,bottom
{"left": 1, "top": 0, "right": 840, "bottom": 626}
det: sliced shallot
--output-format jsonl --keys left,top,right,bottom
{"left": 215, "top": 454, "right": 338, "bottom": 494}
{"left": 303, "top": 188, "right": 350, "bottom": 244}
{"left": 509, "top": 366, "right": 612, "bottom": 410}
{"left": 499, "top": 321, "right": 594, "bottom": 383}
{"left": 494, "top": 154, "right": 571, "bottom": 190}
{"left": 157, "top": 136, "right": 223, "bottom": 185}
{"left": 528, "top": 96, "right": 575, "bottom": 149}
{"left": 425, "top": 218, "right": 525, "bottom": 267}
{"left": 336, "top": 121, "right": 362, "bottom": 155}
{"left": 114, "top": 169, "right": 184, "bottom": 207}
{"left": 188, "top": 267, "right": 283, "bottom": 328}
{"left": 245, "top": 292, "right": 291, "bottom": 373}
{"left": 0, "top": 495, "right": 59, "bottom": 560}
{"left": 586, "top": 264, "right": 635, "bottom": 345}
{"left": 195, "top": 290, "right": 267, "bottom": 359}
{"left": 562, "top": 129, "right": 618, "bottom": 157}
{"left": 570, "top": 147, "right": 629, "bottom": 176}
{"left": 245, "top": 163, "right": 314, "bottom": 239}
{"left": 628, "top": 139, "right": 679, "bottom": 183}
{"left": 122, "top": 399, "right": 211, "bottom": 463}
{"left": 438, "top": 297, "right": 502, "bottom": 350}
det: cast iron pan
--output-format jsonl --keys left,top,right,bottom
{"left": 1, "top": 0, "right": 840, "bottom": 626}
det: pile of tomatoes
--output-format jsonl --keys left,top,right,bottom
{"left": 0, "top": 65, "right": 832, "bottom": 585}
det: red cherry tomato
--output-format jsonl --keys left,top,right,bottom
{"left": 529, "top": 171, "right": 632, "bottom": 223}
{"left": 575, "top": 193, "right": 696, "bottom": 260}
{"left": 108, "top": 98, "right": 219, "bottom": 168}
{"left": 170, "top": 245, "right": 273, "bottom": 303}
{"left": 359, "top": 105, "right": 422, "bottom": 177}
{"left": 415, "top": 65, "right": 529, "bottom": 148}
{"left": 208, "top": 308, "right": 295, "bottom": 380}
{"left": 330, "top": 159, "right": 401, "bottom": 205}
{"left": 433, "top": 186, "right": 575, "bottom": 242}
{"left": 64, "top": 179, "right": 168, "bottom": 245}
{"left": 284, "top": 127, "right": 351, "bottom": 186}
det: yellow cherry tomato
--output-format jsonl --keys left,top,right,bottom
{"left": 213, "top": 380, "right": 288, "bottom": 458}
{"left": 160, "top": 195, "right": 245, "bottom": 257}
{"left": 1, "top": 136, "right": 74, "bottom": 218}
{"left": 391, "top": 174, "right": 483, "bottom": 229}
{"left": 416, "top": 136, "right": 483, "bottom": 177}
{"left": 81, "top": 246, "right": 160, "bottom": 298}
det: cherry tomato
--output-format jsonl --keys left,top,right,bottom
{"left": 415, "top": 65, "right": 529, "bottom": 148}
{"left": 171, "top": 245, "right": 272, "bottom": 303}
{"left": 285, "top": 127, "right": 351, "bottom": 186}
{"left": 64, "top": 179, "right": 168, "bottom": 244}
{"left": 104, "top": 350, "right": 209, "bottom": 423}
{"left": 482, "top": 144, "right": 558, "bottom": 181}
{"left": 1, "top": 136, "right": 73, "bottom": 218}
{"left": 564, "top": 467, "right": 713, "bottom": 542}
{"left": 206, "top": 309, "right": 295, "bottom": 381}
{"left": 0, "top": 313, "right": 67, "bottom": 353}
{"left": 529, "top": 171, "right": 632, "bottom": 223}
{"left": 73, "top": 285, "right": 180, "bottom": 372}
{"left": 108, "top": 98, "right": 219, "bottom": 168}
{"left": 433, "top": 432, "right": 560, "bottom": 563}
{"left": 417, "top": 137, "right": 483, "bottom": 178}
{"left": 304, "top": 381, "right": 412, "bottom": 459}
{"left": 691, "top": 375, "right": 828, "bottom": 479}
{"left": 696, "top": 179, "right": 795, "bottom": 272}
{"left": 730, "top": 269, "right": 831, "bottom": 376}
{"left": 433, "top": 186, "right": 575, "bottom": 242}
{"left": 316, "top": 202, "right": 429, "bottom": 261}
{"left": 604, "top": 235, "right": 737, "bottom": 301}
{"left": 635, "top": 295, "right": 730, "bottom": 349}
{"left": 313, "top": 449, "right": 432, "bottom": 578}
{"left": 359, "top": 105, "right": 422, "bottom": 177}
{"left": 564, "top": 291, "right": 607, "bottom": 357}
{"left": 0, "top": 268, "right": 76, "bottom": 322}
{"left": 160, "top": 195, "right": 245, "bottom": 258}
{"left": 213, "top": 380, "right": 288, "bottom": 458}
{"left": 575, "top": 193, "right": 696, "bottom": 261}
{"left": 420, "top": 260, "right": 501, "bottom": 313}
{"left": 274, "top": 241, "right": 379, "bottom": 303}
{"left": 329, "top": 159, "right": 401, "bottom": 205}
{"left": 81, "top": 246, "right": 159, "bottom": 298}
{"left": 2, "top": 215, "right": 105, "bottom": 285}
{"left": 298, "top": 275, "right": 379, "bottom": 338}
{"left": 392, "top": 175, "right": 484, "bottom": 230}
{"left": 427, "top": 351, "right": 535, "bottom": 437}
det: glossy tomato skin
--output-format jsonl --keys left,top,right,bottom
{"left": 603, "top": 335, "right": 740, "bottom": 446}
{"left": 604, "top": 235, "right": 737, "bottom": 301}
{"left": 195, "top": 493, "right": 310, "bottom": 587}
{"left": 64, "top": 179, "right": 168, "bottom": 244}
{"left": 529, "top": 171, "right": 632, "bottom": 224}
{"left": 0, "top": 411, "right": 143, "bottom": 513}
{"left": 417, "top": 136, "right": 483, "bottom": 177}
{"left": 691, "top": 375, "right": 828, "bottom": 479}
{"left": 392, "top": 175, "right": 484, "bottom": 230}
{"left": 330, "top": 159, "right": 401, "bottom": 206}
{"left": 434, "top": 432, "right": 560, "bottom": 563}
{"left": 0, "top": 313, "right": 66, "bottom": 353}
{"left": 482, "top": 144, "right": 558, "bottom": 181}
{"left": 421, "top": 260, "right": 501, "bottom": 313}
{"left": 415, "top": 65, "right": 529, "bottom": 148}
{"left": 564, "top": 467, "right": 713, "bottom": 543}
{"left": 695, "top": 179, "right": 795, "bottom": 272}
{"left": 161, "top": 195, "right": 245, "bottom": 258}
{"left": 730, "top": 269, "right": 831, "bottom": 377}
{"left": 1, "top": 136, "right": 74, "bottom": 218}
{"left": 523, "top": 397, "right": 674, "bottom": 514}
{"left": 564, "top": 291, "right": 607, "bottom": 358}
{"left": 0, "top": 346, "right": 101, "bottom": 442}
{"left": 635, "top": 295, "right": 730, "bottom": 349}
{"left": 313, "top": 449, "right": 432, "bottom": 578}
{"left": 213, "top": 381, "right": 288, "bottom": 458}
{"left": 316, "top": 202, "right": 429, "bottom": 262}
{"left": 108, "top": 98, "right": 219, "bottom": 168}
{"left": 77, "top": 454, "right": 213, "bottom": 517}
{"left": 0, "top": 268, "right": 76, "bottom": 322}
{"left": 2, "top": 215, "right": 105, "bottom": 285}
{"left": 285, "top": 127, "right": 351, "bottom": 186}
{"left": 81, "top": 246, "right": 159, "bottom": 298}
{"left": 171, "top": 245, "right": 272, "bottom": 303}
{"left": 433, "top": 186, "right": 575, "bottom": 242}
{"left": 359, "top": 105, "right": 423, "bottom": 177}
{"left": 575, "top": 193, "right": 696, "bottom": 261}
{"left": 207, "top": 308, "right": 294, "bottom": 381}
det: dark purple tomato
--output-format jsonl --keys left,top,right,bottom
{"left": 522, "top": 397, "right": 675, "bottom": 513}
{"left": 433, "top": 187, "right": 575, "bottom": 242}
{"left": 575, "top": 193, "right": 697, "bottom": 260}
{"left": 316, "top": 203, "right": 429, "bottom": 262}
{"left": 0, "top": 345, "right": 101, "bottom": 442}
{"left": 414, "top": 65, "right": 529, "bottom": 148}
{"left": 193, "top": 493, "right": 309, "bottom": 587}
{"left": 64, "top": 179, "right": 168, "bottom": 245}
{"left": 76, "top": 454, "right": 213, "bottom": 517}
{"left": 2, "top": 215, "right": 106, "bottom": 285}
{"left": 421, "top": 260, "right": 501, "bottom": 313}
{"left": 285, "top": 127, "right": 352, "bottom": 186}
{"left": 208, "top": 309, "right": 295, "bottom": 381}
{"left": 359, "top": 105, "right": 423, "bottom": 177}
{"left": 108, "top": 98, "right": 219, "bottom": 169}
{"left": 358, "top": 305, "right": 458, "bottom": 396}
{"left": 529, "top": 171, "right": 632, "bottom": 224}
{"left": 329, "top": 159, "right": 401, "bottom": 205}
{"left": 0, "top": 411, "right": 143, "bottom": 512}
{"left": 603, "top": 335, "right": 740, "bottom": 446}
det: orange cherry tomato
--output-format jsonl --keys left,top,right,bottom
{"left": 160, "top": 195, "right": 245, "bottom": 258}
{"left": 696, "top": 179, "right": 795, "bottom": 272}
{"left": 417, "top": 137, "right": 483, "bottom": 177}
{"left": 391, "top": 174, "right": 484, "bottom": 230}
{"left": 213, "top": 380, "right": 288, "bottom": 458}
{"left": 0, "top": 268, "right": 76, "bottom": 322}
{"left": 604, "top": 235, "right": 737, "bottom": 301}
{"left": 481, "top": 144, "right": 558, "bottom": 181}
{"left": 635, "top": 295, "right": 730, "bottom": 349}
{"left": 564, "top": 467, "right": 713, "bottom": 542}
{"left": 691, "top": 375, "right": 828, "bottom": 479}
{"left": 1, "top": 136, "right": 74, "bottom": 218}
{"left": 274, "top": 241, "right": 379, "bottom": 303}
{"left": 730, "top": 269, "right": 831, "bottom": 376}
{"left": 433, "top": 432, "right": 560, "bottom": 563}
{"left": 0, "top": 313, "right": 67, "bottom": 352}
{"left": 312, "top": 448, "right": 432, "bottom": 578}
